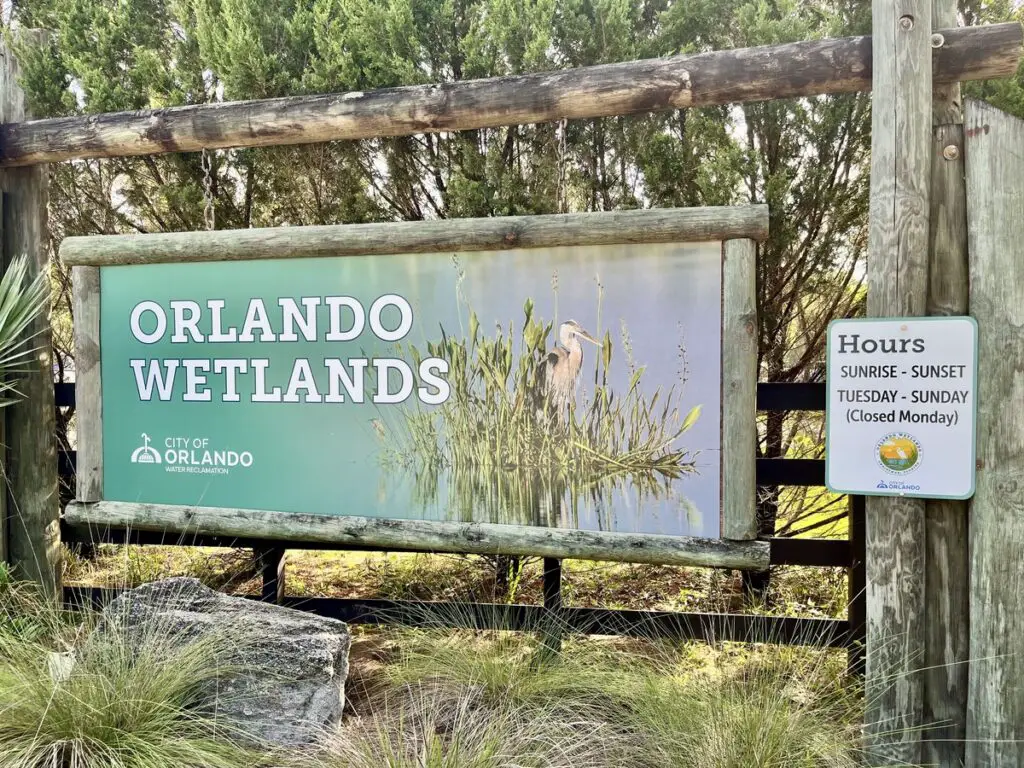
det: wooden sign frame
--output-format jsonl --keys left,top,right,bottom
{"left": 63, "top": 205, "right": 768, "bottom": 569}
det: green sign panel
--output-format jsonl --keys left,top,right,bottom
{"left": 101, "top": 242, "right": 723, "bottom": 538}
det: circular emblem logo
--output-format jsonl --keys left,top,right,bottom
{"left": 875, "top": 433, "right": 921, "bottom": 474}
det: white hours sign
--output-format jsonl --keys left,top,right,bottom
{"left": 825, "top": 317, "right": 978, "bottom": 500}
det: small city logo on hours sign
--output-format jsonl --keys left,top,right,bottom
{"left": 130, "top": 433, "right": 161, "bottom": 464}
{"left": 875, "top": 433, "right": 921, "bottom": 474}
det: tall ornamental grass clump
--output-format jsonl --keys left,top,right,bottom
{"left": 0, "top": 572, "right": 263, "bottom": 768}
{"left": 310, "top": 687, "right": 628, "bottom": 768}
{"left": 334, "top": 614, "right": 866, "bottom": 768}
{"left": 0, "top": 569, "right": 881, "bottom": 768}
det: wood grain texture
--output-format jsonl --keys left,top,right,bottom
{"left": 847, "top": 495, "right": 867, "bottom": 675}
{"left": 0, "top": 33, "right": 60, "bottom": 596}
{"left": 863, "top": 0, "right": 932, "bottom": 763}
{"left": 930, "top": 0, "right": 963, "bottom": 128}
{"left": 0, "top": 41, "right": 14, "bottom": 570}
{"left": 60, "top": 206, "right": 769, "bottom": 266}
{"left": 0, "top": 24, "right": 1020, "bottom": 167}
{"left": 964, "top": 98, "right": 1024, "bottom": 767}
{"left": 72, "top": 267, "right": 102, "bottom": 503}
{"left": 927, "top": 123, "right": 968, "bottom": 316}
{"left": 62, "top": 501, "right": 771, "bottom": 570}
{"left": 721, "top": 239, "right": 757, "bottom": 540}
{"left": 922, "top": 2, "right": 970, "bottom": 762}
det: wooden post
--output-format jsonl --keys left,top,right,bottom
{"left": 721, "top": 238, "right": 758, "bottom": 541}
{"left": 847, "top": 494, "right": 867, "bottom": 677}
{"left": 256, "top": 546, "right": 287, "bottom": 604}
{"left": 922, "top": 1, "right": 970, "bottom": 763}
{"left": 72, "top": 266, "right": 102, "bottom": 502}
{"left": 0, "top": 33, "right": 60, "bottom": 597}
{"left": 964, "top": 98, "right": 1024, "bottom": 768}
{"left": 542, "top": 557, "right": 562, "bottom": 612}
{"left": 540, "top": 557, "right": 563, "bottom": 659}
{"left": 864, "top": 0, "right": 932, "bottom": 764}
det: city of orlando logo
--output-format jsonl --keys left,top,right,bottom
{"left": 875, "top": 432, "right": 921, "bottom": 474}
{"left": 130, "top": 432, "right": 253, "bottom": 475}
{"left": 130, "top": 433, "right": 161, "bottom": 464}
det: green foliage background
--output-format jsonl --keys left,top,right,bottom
{"left": 8, "top": 0, "right": 1021, "bottom": 539}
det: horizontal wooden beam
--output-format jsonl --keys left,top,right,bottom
{"left": 59, "top": 205, "right": 768, "bottom": 266}
{"left": 62, "top": 500, "right": 771, "bottom": 569}
{"left": 60, "top": 520, "right": 848, "bottom": 568}
{"left": 3, "top": 23, "right": 1020, "bottom": 167}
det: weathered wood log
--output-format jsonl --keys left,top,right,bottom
{"left": 72, "top": 266, "right": 102, "bottom": 502}
{"left": 1, "top": 23, "right": 1020, "bottom": 167}
{"left": 62, "top": 501, "right": 771, "bottom": 570}
{"left": 922, "top": 1, "right": 970, "bottom": 764}
{"left": 60, "top": 205, "right": 769, "bottom": 266}
{"left": 863, "top": 1, "right": 932, "bottom": 764}
{"left": 0, "top": 33, "right": 61, "bottom": 596}
{"left": 721, "top": 238, "right": 757, "bottom": 540}
{"left": 965, "top": 98, "right": 1024, "bottom": 768}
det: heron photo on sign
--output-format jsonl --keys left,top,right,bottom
{"left": 101, "top": 240, "right": 723, "bottom": 538}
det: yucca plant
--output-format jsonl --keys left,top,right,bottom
{"left": 0, "top": 254, "right": 50, "bottom": 407}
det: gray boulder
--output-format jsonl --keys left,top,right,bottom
{"left": 91, "top": 576, "right": 350, "bottom": 747}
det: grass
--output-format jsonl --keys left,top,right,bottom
{"left": 0, "top": 569, "right": 265, "bottom": 768}
{"left": 312, "top": 685, "right": 628, "bottom": 767}
{"left": 326, "top": 619, "right": 865, "bottom": 768}
{"left": 20, "top": 554, "right": 922, "bottom": 767}
{"left": 63, "top": 543, "right": 261, "bottom": 593}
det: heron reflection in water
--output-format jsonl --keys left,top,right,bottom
{"left": 537, "top": 319, "right": 600, "bottom": 418}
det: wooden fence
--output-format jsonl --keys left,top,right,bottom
{"left": 57, "top": 378, "right": 867, "bottom": 665}
{"left": 0, "top": 7, "right": 1018, "bottom": 764}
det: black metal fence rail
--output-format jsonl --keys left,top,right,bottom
{"left": 56, "top": 380, "right": 866, "bottom": 664}
{"left": 64, "top": 586, "right": 851, "bottom": 648}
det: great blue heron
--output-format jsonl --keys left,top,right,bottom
{"left": 536, "top": 319, "right": 600, "bottom": 416}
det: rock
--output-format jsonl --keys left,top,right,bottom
{"left": 91, "top": 577, "right": 350, "bottom": 747}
